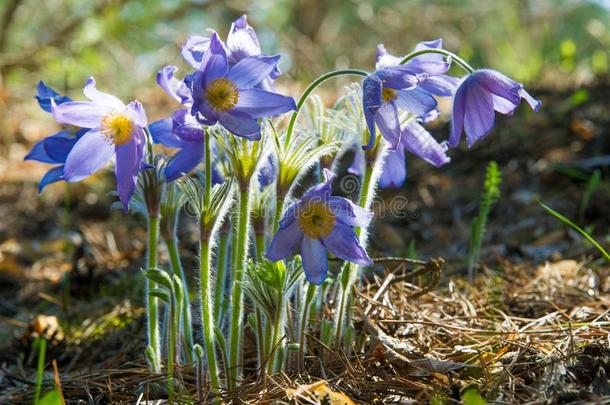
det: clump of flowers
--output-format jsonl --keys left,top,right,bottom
{"left": 26, "top": 14, "right": 540, "bottom": 400}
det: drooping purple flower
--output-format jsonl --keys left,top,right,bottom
{"left": 448, "top": 69, "right": 541, "bottom": 148}
{"left": 50, "top": 77, "right": 147, "bottom": 210}
{"left": 349, "top": 119, "right": 450, "bottom": 188}
{"left": 377, "top": 40, "right": 461, "bottom": 97}
{"left": 266, "top": 170, "right": 372, "bottom": 284}
{"left": 362, "top": 67, "right": 438, "bottom": 150}
{"left": 181, "top": 15, "right": 280, "bottom": 91}
{"left": 190, "top": 32, "right": 296, "bottom": 139}
{"left": 25, "top": 82, "right": 84, "bottom": 192}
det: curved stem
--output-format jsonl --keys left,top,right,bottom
{"left": 399, "top": 48, "right": 475, "bottom": 73}
{"left": 228, "top": 189, "right": 251, "bottom": 389}
{"left": 284, "top": 69, "right": 369, "bottom": 149}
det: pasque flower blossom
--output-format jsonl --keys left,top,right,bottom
{"left": 448, "top": 69, "right": 541, "bottom": 148}
{"left": 51, "top": 77, "right": 147, "bottom": 210}
{"left": 25, "top": 82, "right": 85, "bottom": 192}
{"left": 266, "top": 170, "right": 372, "bottom": 284}
{"left": 190, "top": 33, "right": 296, "bottom": 139}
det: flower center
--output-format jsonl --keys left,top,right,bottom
{"left": 382, "top": 87, "right": 397, "bottom": 102}
{"left": 298, "top": 201, "right": 336, "bottom": 239}
{"left": 206, "top": 78, "right": 239, "bottom": 111}
{"left": 101, "top": 112, "right": 134, "bottom": 146}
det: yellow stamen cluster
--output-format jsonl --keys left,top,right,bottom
{"left": 298, "top": 201, "right": 336, "bottom": 239}
{"left": 206, "top": 78, "right": 239, "bottom": 111}
{"left": 101, "top": 112, "right": 134, "bottom": 146}
{"left": 382, "top": 87, "right": 397, "bottom": 102}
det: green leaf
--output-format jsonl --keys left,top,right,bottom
{"left": 462, "top": 387, "right": 487, "bottom": 405}
{"left": 539, "top": 201, "right": 610, "bottom": 262}
{"left": 36, "top": 389, "right": 62, "bottom": 405}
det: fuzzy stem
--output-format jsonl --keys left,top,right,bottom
{"left": 167, "top": 289, "right": 176, "bottom": 401}
{"left": 272, "top": 194, "right": 285, "bottom": 233}
{"left": 200, "top": 236, "right": 221, "bottom": 396}
{"left": 284, "top": 69, "right": 369, "bottom": 149}
{"left": 214, "top": 227, "right": 230, "bottom": 324}
{"left": 398, "top": 48, "right": 475, "bottom": 73}
{"left": 228, "top": 189, "right": 251, "bottom": 388}
{"left": 267, "top": 291, "right": 285, "bottom": 375}
{"left": 298, "top": 283, "right": 317, "bottom": 370}
{"left": 255, "top": 307, "right": 266, "bottom": 372}
{"left": 146, "top": 215, "right": 161, "bottom": 372}
{"left": 166, "top": 236, "right": 193, "bottom": 363}
{"left": 333, "top": 143, "right": 384, "bottom": 347}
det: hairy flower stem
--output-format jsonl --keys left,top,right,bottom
{"left": 333, "top": 143, "right": 386, "bottom": 348}
{"left": 213, "top": 224, "right": 230, "bottom": 324}
{"left": 272, "top": 194, "right": 286, "bottom": 233}
{"left": 166, "top": 236, "right": 193, "bottom": 363}
{"left": 146, "top": 214, "right": 161, "bottom": 372}
{"left": 228, "top": 189, "right": 251, "bottom": 389}
{"left": 284, "top": 69, "right": 369, "bottom": 149}
{"left": 167, "top": 289, "right": 178, "bottom": 401}
{"left": 298, "top": 283, "right": 317, "bottom": 370}
{"left": 267, "top": 291, "right": 285, "bottom": 375}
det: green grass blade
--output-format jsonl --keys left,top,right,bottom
{"left": 539, "top": 201, "right": 610, "bottom": 262}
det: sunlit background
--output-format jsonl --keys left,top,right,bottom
{"left": 1, "top": 0, "right": 609, "bottom": 184}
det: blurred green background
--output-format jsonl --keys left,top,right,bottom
{"left": 0, "top": 0, "right": 609, "bottom": 181}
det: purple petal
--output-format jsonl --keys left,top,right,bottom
{"left": 402, "top": 121, "right": 450, "bottom": 167}
{"left": 64, "top": 128, "right": 114, "bottom": 182}
{"left": 362, "top": 74, "right": 383, "bottom": 150}
{"left": 115, "top": 129, "right": 145, "bottom": 211}
{"left": 35, "top": 81, "right": 71, "bottom": 113}
{"left": 164, "top": 143, "right": 205, "bottom": 181}
{"left": 448, "top": 84, "right": 467, "bottom": 148}
{"left": 173, "top": 109, "right": 205, "bottom": 142}
{"left": 181, "top": 35, "right": 210, "bottom": 69}
{"left": 83, "top": 77, "right": 125, "bottom": 110}
{"left": 38, "top": 166, "right": 65, "bottom": 193}
{"left": 474, "top": 69, "right": 521, "bottom": 106}
{"left": 266, "top": 219, "right": 304, "bottom": 261}
{"left": 199, "top": 32, "right": 228, "bottom": 87}
{"left": 227, "top": 55, "right": 281, "bottom": 89}
{"left": 233, "top": 88, "right": 296, "bottom": 117}
{"left": 463, "top": 84, "right": 495, "bottom": 147}
{"left": 24, "top": 130, "right": 73, "bottom": 164}
{"left": 376, "top": 44, "right": 402, "bottom": 68}
{"left": 127, "top": 101, "right": 147, "bottom": 128}
{"left": 278, "top": 202, "right": 299, "bottom": 229}
{"left": 395, "top": 87, "right": 438, "bottom": 117}
{"left": 328, "top": 196, "right": 373, "bottom": 227}
{"left": 322, "top": 223, "right": 371, "bottom": 266}
{"left": 379, "top": 148, "right": 407, "bottom": 188}
{"left": 217, "top": 110, "right": 261, "bottom": 139}
{"left": 301, "top": 169, "right": 335, "bottom": 202}
{"left": 375, "top": 102, "right": 402, "bottom": 149}
{"left": 420, "top": 75, "right": 461, "bottom": 97}
{"left": 149, "top": 118, "right": 187, "bottom": 148}
{"left": 519, "top": 89, "right": 542, "bottom": 112}
{"left": 226, "top": 15, "right": 261, "bottom": 62}
{"left": 52, "top": 101, "right": 109, "bottom": 128}
{"left": 301, "top": 237, "right": 328, "bottom": 285}
{"left": 376, "top": 66, "right": 422, "bottom": 90}
{"left": 492, "top": 95, "right": 518, "bottom": 115}
{"left": 347, "top": 147, "right": 365, "bottom": 176}
{"left": 157, "top": 66, "right": 192, "bottom": 104}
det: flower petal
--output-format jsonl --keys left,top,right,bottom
{"left": 115, "top": 129, "right": 145, "bottom": 211}
{"left": 328, "top": 196, "right": 373, "bottom": 227}
{"left": 35, "top": 81, "right": 71, "bottom": 113}
{"left": 52, "top": 101, "right": 109, "bottom": 128}
{"left": 227, "top": 15, "right": 262, "bottom": 62}
{"left": 323, "top": 223, "right": 371, "bottom": 266}
{"left": 164, "top": 143, "right": 205, "bottom": 182}
{"left": 199, "top": 32, "right": 228, "bottom": 87}
{"left": 149, "top": 118, "right": 187, "bottom": 148}
{"left": 301, "top": 237, "right": 328, "bottom": 285}
{"left": 362, "top": 74, "right": 383, "bottom": 150}
{"left": 266, "top": 219, "right": 304, "bottom": 261}
{"left": 347, "top": 147, "right": 365, "bottom": 176}
{"left": 395, "top": 87, "right": 438, "bottom": 117}
{"left": 217, "top": 110, "right": 261, "bottom": 139}
{"left": 157, "top": 66, "right": 192, "bottom": 104}
{"left": 173, "top": 109, "right": 205, "bottom": 142}
{"left": 233, "top": 88, "right": 296, "bottom": 117}
{"left": 448, "top": 82, "right": 467, "bottom": 148}
{"left": 181, "top": 35, "right": 210, "bottom": 69}
{"left": 420, "top": 75, "right": 460, "bottom": 97}
{"left": 379, "top": 148, "right": 407, "bottom": 188}
{"left": 83, "top": 77, "right": 125, "bottom": 110}
{"left": 24, "top": 130, "right": 72, "bottom": 164}
{"left": 463, "top": 84, "right": 495, "bottom": 147}
{"left": 64, "top": 128, "right": 114, "bottom": 182}
{"left": 227, "top": 55, "right": 281, "bottom": 89}
{"left": 38, "top": 166, "right": 65, "bottom": 193}
{"left": 402, "top": 120, "right": 450, "bottom": 167}
{"left": 519, "top": 89, "right": 542, "bottom": 112}
{"left": 375, "top": 43, "right": 402, "bottom": 69}
{"left": 127, "top": 101, "right": 147, "bottom": 127}
{"left": 375, "top": 102, "right": 402, "bottom": 149}
{"left": 475, "top": 69, "right": 521, "bottom": 106}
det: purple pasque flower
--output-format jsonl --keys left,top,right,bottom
{"left": 25, "top": 82, "right": 85, "bottom": 192}
{"left": 349, "top": 118, "right": 450, "bottom": 188}
{"left": 448, "top": 69, "right": 541, "bottom": 148}
{"left": 51, "top": 77, "right": 147, "bottom": 210}
{"left": 190, "top": 32, "right": 296, "bottom": 139}
{"left": 182, "top": 15, "right": 280, "bottom": 91}
{"left": 266, "top": 170, "right": 372, "bottom": 284}
{"left": 362, "top": 41, "right": 452, "bottom": 152}
{"left": 377, "top": 39, "right": 460, "bottom": 97}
